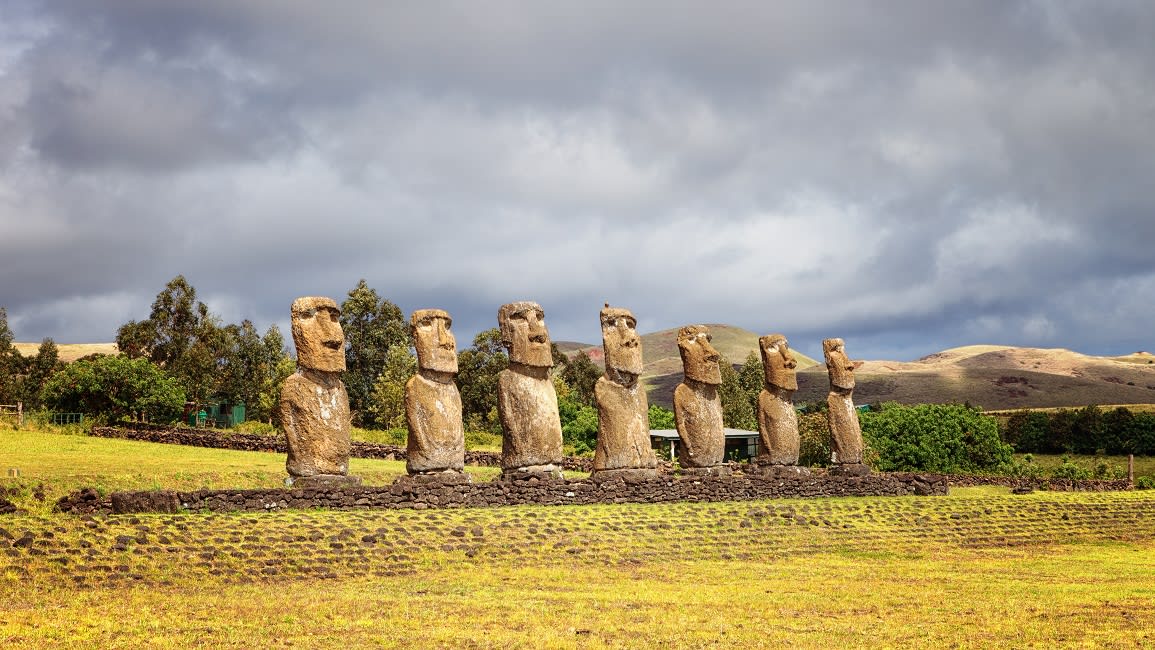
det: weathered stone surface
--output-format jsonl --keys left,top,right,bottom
{"left": 289, "top": 296, "right": 346, "bottom": 373}
{"left": 674, "top": 325, "right": 725, "bottom": 468}
{"left": 756, "top": 332, "right": 800, "bottom": 465}
{"left": 824, "top": 338, "right": 865, "bottom": 465}
{"left": 827, "top": 463, "right": 870, "bottom": 477}
{"left": 280, "top": 297, "right": 354, "bottom": 480}
{"left": 593, "top": 306, "right": 658, "bottom": 476}
{"left": 497, "top": 302, "right": 564, "bottom": 472}
{"left": 588, "top": 467, "right": 661, "bottom": 483}
{"left": 405, "top": 309, "right": 465, "bottom": 474}
{"left": 287, "top": 474, "right": 363, "bottom": 488}
{"left": 111, "top": 490, "right": 181, "bottom": 514}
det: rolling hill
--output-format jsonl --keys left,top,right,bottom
{"left": 12, "top": 342, "right": 119, "bottom": 362}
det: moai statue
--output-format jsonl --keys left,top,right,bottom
{"left": 403, "top": 309, "right": 466, "bottom": 478}
{"left": 592, "top": 305, "right": 660, "bottom": 481}
{"left": 824, "top": 337, "right": 868, "bottom": 475}
{"left": 279, "top": 297, "right": 360, "bottom": 487}
{"left": 496, "top": 301, "right": 564, "bottom": 477}
{"left": 673, "top": 325, "right": 727, "bottom": 474}
{"left": 756, "top": 334, "right": 805, "bottom": 472}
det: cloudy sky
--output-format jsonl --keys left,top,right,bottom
{"left": 1, "top": 1, "right": 1153, "bottom": 362}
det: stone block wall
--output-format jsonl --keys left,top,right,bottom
{"left": 56, "top": 472, "right": 948, "bottom": 515}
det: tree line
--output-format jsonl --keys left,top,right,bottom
{"left": 999, "top": 405, "right": 1155, "bottom": 456}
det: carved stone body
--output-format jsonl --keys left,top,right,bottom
{"left": 758, "top": 388, "right": 799, "bottom": 465}
{"left": 674, "top": 381, "right": 725, "bottom": 467}
{"left": 593, "top": 306, "right": 658, "bottom": 476}
{"left": 824, "top": 338, "right": 865, "bottom": 465}
{"left": 280, "top": 296, "right": 356, "bottom": 484}
{"left": 496, "top": 302, "right": 564, "bottom": 472}
{"left": 594, "top": 378, "right": 657, "bottom": 473}
{"left": 280, "top": 369, "right": 352, "bottom": 478}
{"left": 756, "top": 334, "right": 800, "bottom": 465}
{"left": 404, "top": 309, "right": 465, "bottom": 474}
{"left": 405, "top": 373, "right": 465, "bottom": 473}
{"left": 498, "top": 365, "right": 564, "bottom": 470}
{"left": 673, "top": 325, "right": 724, "bottom": 468}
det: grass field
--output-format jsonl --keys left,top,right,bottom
{"left": 3, "top": 429, "right": 1155, "bottom": 648}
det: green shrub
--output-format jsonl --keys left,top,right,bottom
{"left": 1050, "top": 455, "right": 1093, "bottom": 480}
{"left": 861, "top": 402, "right": 1012, "bottom": 473}
{"left": 464, "top": 430, "right": 502, "bottom": 451}
{"left": 1135, "top": 475, "right": 1155, "bottom": 490}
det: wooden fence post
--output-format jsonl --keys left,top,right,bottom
{"left": 17, "top": 401, "right": 22, "bottom": 427}
{"left": 1128, "top": 454, "right": 1135, "bottom": 486}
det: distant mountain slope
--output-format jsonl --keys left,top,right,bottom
{"left": 12, "top": 342, "right": 118, "bottom": 362}
{"left": 650, "top": 344, "right": 1155, "bottom": 411}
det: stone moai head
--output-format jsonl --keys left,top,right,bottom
{"left": 823, "top": 337, "right": 855, "bottom": 390}
{"left": 760, "top": 334, "right": 798, "bottom": 391}
{"left": 601, "top": 305, "right": 643, "bottom": 377}
{"left": 498, "top": 301, "right": 553, "bottom": 368}
{"left": 678, "top": 325, "right": 722, "bottom": 386}
{"left": 411, "top": 308, "right": 458, "bottom": 375}
{"left": 291, "top": 297, "right": 345, "bottom": 372}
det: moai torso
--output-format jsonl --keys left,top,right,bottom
{"left": 498, "top": 366, "right": 564, "bottom": 470}
{"left": 594, "top": 376, "right": 657, "bottom": 471}
{"left": 281, "top": 370, "right": 352, "bottom": 477}
{"left": 405, "top": 373, "right": 465, "bottom": 473}
{"left": 674, "top": 381, "right": 725, "bottom": 467}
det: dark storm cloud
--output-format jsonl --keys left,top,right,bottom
{"left": 1, "top": 1, "right": 1153, "bottom": 360}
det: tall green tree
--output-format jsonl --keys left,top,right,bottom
{"left": 0, "top": 307, "right": 17, "bottom": 404}
{"left": 457, "top": 328, "right": 508, "bottom": 433}
{"left": 738, "top": 351, "right": 763, "bottom": 417}
{"left": 368, "top": 345, "right": 417, "bottom": 430}
{"left": 43, "top": 354, "right": 185, "bottom": 423}
{"left": 718, "top": 356, "right": 756, "bottom": 430}
{"left": 559, "top": 349, "right": 601, "bottom": 408}
{"left": 339, "top": 279, "right": 409, "bottom": 426}
{"left": 256, "top": 325, "right": 294, "bottom": 424}
{"left": 116, "top": 275, "right": 225, "bottom": 405}
{"left": 19, "top": 338, "right": 62, "bottom": 408}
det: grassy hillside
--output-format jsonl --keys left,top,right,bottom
{"left": 650, "top": 343, "right": 1155, "bottom": 410}
{"left": 12, "top": 342, "right": 118, "bottom": 362}
{"left": 2, "top": 428, "right": 1154, "bottom": 648}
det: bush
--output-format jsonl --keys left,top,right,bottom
{"left": 798, "top": 411, "right": 831, "bottom": 467}
{"left": 1135, "top": 476, "right": 1155, "bottom": 490}
{"left": 1050, "top": 455, "right": 1092, "bottom": 481}
{"left": 861, "top": 402, "right": 1012, "bottom": 473}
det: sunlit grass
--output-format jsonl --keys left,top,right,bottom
{"left": 3, "top": 427, "right": 1155, "bottom": 647}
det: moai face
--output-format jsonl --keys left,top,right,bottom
{"left": 601, "top": 306, "right": 643, "bottom": 377}
{"left": 411, "top": 309, "right": 458, "bottom": 374}
{"left": 498, "top": 301, "right": 553, "bottom": 368}
{"left": 823, "top": 337, "right": 855, "bottom": 390}
{"left": 760, "top": 334, "right": 798, "bottom": 391}
{"left": 678, "top": 325, "right": 722, "bottom": 386}
{"left": 291, "top": 297, "right": 346, "bottom": 372}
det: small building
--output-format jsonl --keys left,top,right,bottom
{"left": 649, "top": 429, "right": 760, "bottom": 462}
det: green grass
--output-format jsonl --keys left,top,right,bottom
{"left": 3, "top": 427, "right": 1155, "bottom": 647}
{"left": 1017, "top": 453, "right": 1155, "bottom": 479}
{"left": 0, "top": 428, "right": 504, "bottom": 513}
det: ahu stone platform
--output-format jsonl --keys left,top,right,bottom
{"left": 56, "top": 471, "right": 947, "bottom": 515}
